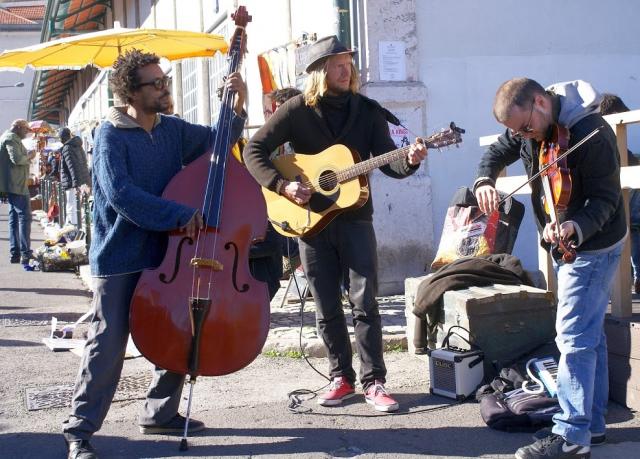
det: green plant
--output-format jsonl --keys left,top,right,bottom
{"left": 263, "top": 349, "right": 304, "bottom": 359}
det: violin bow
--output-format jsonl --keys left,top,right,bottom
{"left": 467, "top": 126, "right": 602, "bottom": 226}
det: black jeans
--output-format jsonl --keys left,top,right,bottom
{"left": 299, "top": 217, "right": 386, "bottom": 389}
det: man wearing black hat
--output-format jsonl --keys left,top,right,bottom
{"left": 58, "top": 127, "right": 91, "bottom": 227}
{"left": 243, "top": 35, "right": 427, "bottom": 412}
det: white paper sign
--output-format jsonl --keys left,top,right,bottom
{"left": 379, "top": 41, "right": 406, "bottom": 81}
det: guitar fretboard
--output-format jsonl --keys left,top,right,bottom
{"left": 337, "top": 146, "right": 412, "bottom": 182}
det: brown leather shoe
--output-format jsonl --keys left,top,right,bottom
{"left": 66, "top": 439, "right": 98, "bottom": 459}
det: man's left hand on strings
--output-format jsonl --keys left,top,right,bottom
{"left": 543, "top": 220, "right": 576, "bottom": 245}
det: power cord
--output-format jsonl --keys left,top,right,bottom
{"left": 283, "top": 239, "right": 330, "bottom": 412}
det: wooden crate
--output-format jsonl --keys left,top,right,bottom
{"left": 605, "top": 315, "right": 640, "bottom": 410}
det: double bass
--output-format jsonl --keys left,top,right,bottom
{"left": 129, "top": 6, "right": 270, "bottom": 450}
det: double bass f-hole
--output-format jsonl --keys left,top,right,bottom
{"left": 224, "top": 241, "right": 249, "bottom": 292}
{"left": 159, "top": 236, "right": 194, "bottom": 284}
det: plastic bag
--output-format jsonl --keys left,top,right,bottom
{"left": 431, "top": 187, "right": 524, "bottom": 270}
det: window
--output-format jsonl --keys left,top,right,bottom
{"left": 181, "top": 58, "right": 199, "bottom": 123}
{"left": 208, "top": 22, "right": 229, "bottom": 124}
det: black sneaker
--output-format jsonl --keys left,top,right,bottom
{"left": 533, "top": 427, "right": 606, "bottom": 446}
{"left": 10, "top": 254, "right": 20, "bottom": 264}
{"left": 66, "top": 439, "right": 98, "bottom": 459}
{"left": 516, "top": 433, "right": 590, "bottom": 459}
{"left": 139, "top": 414, "right": 205, "bottom": 435}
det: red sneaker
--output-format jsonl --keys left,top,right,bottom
{"left": 317, "top": 376, "right": 356, "bottom": 406}
{"left": 364, "top": 381, "right": 399, "bottom": 412}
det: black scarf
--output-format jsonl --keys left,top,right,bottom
{"left": 319, "top": 92, "right": 351, "bottom": 137}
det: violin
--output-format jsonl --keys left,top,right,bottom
{"left": 538, "top": 124, "right": 576, "bottom": 263}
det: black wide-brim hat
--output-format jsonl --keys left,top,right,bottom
{"left": 305, "top": 35, "right": 356, "bottom": 73}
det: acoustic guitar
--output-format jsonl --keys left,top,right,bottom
{"left": 263, "top": 122, "right": 464, "bottom": 238}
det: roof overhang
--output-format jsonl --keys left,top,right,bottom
{"left": 28, "top": 0, "right": 111, "bottom": 124}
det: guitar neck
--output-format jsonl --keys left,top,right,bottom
{"left": 337, "top": 146, "right": 411, "bottom": 182}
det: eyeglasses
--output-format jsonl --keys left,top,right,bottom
{"left": 510, "top": 101, "right": 535, "bottom": 137}
{"left": 137, "top": 75, "right": 170, "bottom": 90}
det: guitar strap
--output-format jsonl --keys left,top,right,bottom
{"left": 360, "top": 94, "right": 401, "bottom": 126}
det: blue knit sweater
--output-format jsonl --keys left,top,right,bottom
{"left": 90, "top": 107, "right": 245, "bottom": 276}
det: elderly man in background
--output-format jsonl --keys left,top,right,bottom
{"left": 0, "top": 119, "right": 36, "bottom": 265}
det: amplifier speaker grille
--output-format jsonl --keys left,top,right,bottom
{"left": 431, "top": 358, "right": 456, "bottom": 392}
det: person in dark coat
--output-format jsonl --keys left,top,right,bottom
{"left": 599, "top": 93, "right": 640, "bottom": 294}
{"left": 243, "top": 36, "right": 427, "bottom": 412}
{"left": 58, "top": 127, "right": 91, "bottom": 226}
{"left": 474, "top": 78, "right": 626, "bottom": 459}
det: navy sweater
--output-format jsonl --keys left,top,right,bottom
{"left": 90, "top": 108, "right": 245, "bottom": 276}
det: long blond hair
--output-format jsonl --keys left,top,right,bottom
{"left": 304, "top": 58, "right": 360, "bottom": 107}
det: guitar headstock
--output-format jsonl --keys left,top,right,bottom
{"left": 423, "top": 122, "right": 465, "bottom": 149}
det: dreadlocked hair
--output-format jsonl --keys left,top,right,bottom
{"left": 109, "top": 49, "right": 160, "bottom": 104}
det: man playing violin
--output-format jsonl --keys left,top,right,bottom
{"left": 243, "top": 35, "right": 427, "bottom": 412}
{"left": 474, "top": 78, "right": 626, "bottom": 459}
{"left": 62, "top": 49, "right": 247, "bottom": 459}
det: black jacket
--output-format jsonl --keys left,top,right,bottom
{"left": 243, "top": 93, "right": 418, "bottom": 222}
{"left": 475, "top": 96, "right": 626, "bottom": 253}
{"left": 60, "top": 136, "right": 90, "bottom": 190}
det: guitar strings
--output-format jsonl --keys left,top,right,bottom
{"left": 299, "top": 130, "right": 457, "bottom": 191}
{"left": 299, "top": 144, "right": 414, "bottom": 190}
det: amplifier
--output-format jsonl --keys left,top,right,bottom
{"left": 427, "top": 346, "right": 484, "bottom": 400}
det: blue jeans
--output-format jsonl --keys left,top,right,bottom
{"left": 629, "top": 190, "right": 640, "bottom": 281}
{"left": 7, "top": 193, "right": 32, "bottom": 260}
{"left": 551, "top": 243, "right": 623, "bottom": 446}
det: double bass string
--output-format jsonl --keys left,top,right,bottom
{"left": 194, "top": 32, "right": 244, "bottom": 301}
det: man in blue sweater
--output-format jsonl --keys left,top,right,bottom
{"left": 62, "top": 49, "right": 247, "bottom": 459}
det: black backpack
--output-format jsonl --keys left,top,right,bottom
{"left": 479, "top": 388, "right": 561, "bottom": 432}
{"left": 476, "top": 353, "right": 561, "bottom": 432}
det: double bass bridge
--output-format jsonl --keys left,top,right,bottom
{"left": 190, "top": 258, "right": 224, "bottom": 271}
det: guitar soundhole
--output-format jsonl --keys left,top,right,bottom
{"left": 318, "top": 170, "right": 338, "bottom": 192}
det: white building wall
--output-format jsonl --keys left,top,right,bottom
{"left": 0, "top": 31, "right": 38, "bottom": 132}
{"left": 416, "top": 0, "right": 640, "bottom": 273}
{"left": 359, "top": 0, "right": 432, "bottom": 294}
{"left": 65, "top": 0, "right": 640, "bottom": 293}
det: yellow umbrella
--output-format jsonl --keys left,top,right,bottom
{"left": 0, "top": 28, "right": 229, "bottom": 71}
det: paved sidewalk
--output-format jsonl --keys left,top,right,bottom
{"left": 79, "top": 264, "right": 409, "bottom": 358}
{"left": 3, "top": 204, "right": 638, "bottom": 459}
{"left": 265, "top": 284, "right": 407, "bottom": 357}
